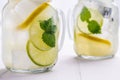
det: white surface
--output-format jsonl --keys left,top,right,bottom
{"left": 0, "top": 0, "right": 120, "bottom": 80}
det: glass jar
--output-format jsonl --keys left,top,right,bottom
{"left": 69, "top": 0, "right": 119, "bottom": 60}
{"left": 2, "top": 0, "right": 65, "bottom": 73}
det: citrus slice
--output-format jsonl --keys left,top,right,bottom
{"left": 26, "top": 41, "right": 58, "bottom": 66}
{"left": 29, "top": 20, "right": 52, "bottom": 51}
{"left": 77, "top": 8, "right": 103, "bottom": 34}
{"left": 74, "top": 33, "right": 112, "bottom": 56}
{"left": 17, "top": 2, "right": 49, "bottom": 30}
{"left": 29, "top": 4, "right": 57, "bottom": 51}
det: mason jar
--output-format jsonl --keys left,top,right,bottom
{"left": 2, "top": 0, "right": 65, "bottom": 73}
{"left": 69, "top": 0, "right": 119, "bottom": 60}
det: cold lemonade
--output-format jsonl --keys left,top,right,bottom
{"left": 74, "top": 0, "right": 119, "bottom": 59}
{"left": 2, "top": 0, "right": 59, "bottom": 72}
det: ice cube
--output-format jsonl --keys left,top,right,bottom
{"left": 12, "top": 50, "right": 32, "bottom": 69}
{"left": 6, "top": 9, "right": 23, "bottom": 29}
{"left": 13, "top": 30, "right": 29, "bottom": 50}
{"left": 14, "top": 0, "right": 36, "bottom": 20}
{"left": 102, "top": 7, "right": 112, "bottom": 18}
{"left": 12, "top": 50, "right": 40, "bottom": 70}
{"left": 89, "top": 1, "right": 112, "bottom": 19}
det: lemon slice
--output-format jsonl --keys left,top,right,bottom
{"left": 75, "top": 33, "right": 112, "bottom": 56}
{"left": 29, "top": 21, "right": 52, "bottom": 50}
{"left": 77, "top": 8, "right": 103, "bottom": 34}
{"left": 17, "top": 2, "right": 49, "bottom": 30}
{"left": 26, "top": 41, "right": 58, "bottom": 66}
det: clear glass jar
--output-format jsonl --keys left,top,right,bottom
{"left": 69, "top": 0, "right": 119, "bottom": 60}
{"left": 2, "top": 0, "right": 65, "bottom": 73}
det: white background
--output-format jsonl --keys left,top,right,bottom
{"left": 0, "top": 0, "right": 120, "bottom": 80}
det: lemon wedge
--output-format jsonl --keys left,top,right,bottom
{"left": 17, "top": 2, "right": 49, "bottom": 30}
{"left": 74, "top": 33, "right": 112, "bottom": 56}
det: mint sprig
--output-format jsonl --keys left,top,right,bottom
{"left": 40, "top": 18, "right": 56, "bottom": 34}
{"left": 80, "top": 7, "right": 102, "bottom": 34}
{"left": 40, "top": 18, "right": 56, "bottom": 47}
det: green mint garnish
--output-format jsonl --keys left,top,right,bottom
{"left": 42, "top": 32, "right": 55, "bottom": 47}
{"left": 40, "top": 18, "right": 56, "bottom": 34}
{"left": 80, "top": 7, "right": 102, "bottom": 34}
{"left": 40, "top": 18, "right": 56, "bottom": 47}
{"left": 40, "top": 20, "right": 48, "bottom": 31}
{"left": 80, "top": 7, "right": 91, "bottom": 22}
{"left": 88, "top": 20, "right": 101, "bottom": 34}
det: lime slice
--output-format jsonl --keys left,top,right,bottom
{"left": 75, "top": 33, "right": 112, "bottom": 56}
{"left": 29, "top": 5, "right": 57, "bottom": 51}
{"left": 17, "top": 2, "right": 49, "bottom": 30}
{"left": 26, "top": 41, "right": 58, "bottom": 66}
{"left": 77, "top": 8, "right": 103, "bottom": 34}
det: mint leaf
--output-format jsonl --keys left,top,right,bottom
{"left": 88, "top": 20, "right": 101, "bottom": 34}
{"left": 80, "top": 7, "right": 91, "bottom": 22}
{"left": 40, "top": 18, "right": 56, "bottom": 33}
{"left": 40, "top": 20, "right": 48, "bottom": 31}
{"left": 46, "top": 24, "right": 56, "bottom": 34}
{"left": 42, "top": 32, "right": 55, "bottom": 47}
{"left": 51, "top": 25, "right": 57, "bottom": 33}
